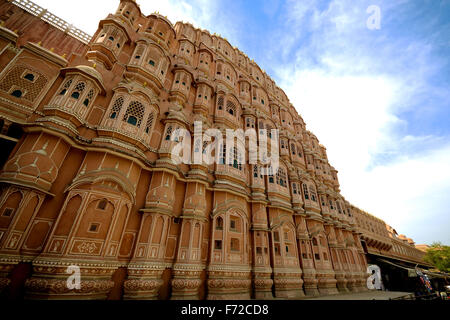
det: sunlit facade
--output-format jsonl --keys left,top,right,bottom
{"left": 0, "top": 0, "right": 427, "bottom": 299}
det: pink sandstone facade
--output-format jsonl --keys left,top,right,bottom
{"left": 0, "top": 0, "right": 427, "bottom": 299}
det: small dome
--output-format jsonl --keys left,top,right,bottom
{"left": 61, "top": 65, "right": 106, "bottom": 94}
{"left": 75, "top": 65, "right": 104, "bottom": 87}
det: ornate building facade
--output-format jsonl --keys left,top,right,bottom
{"left": 0, "top": 0, "right": 427, "bottom": 299}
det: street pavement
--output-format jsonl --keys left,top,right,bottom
{"left": 303, "top": 290, "right": 413, "bottom": 300}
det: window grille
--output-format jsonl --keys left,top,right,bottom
{"left": 83, "top": 89, "right": 95, "bottom": 107}
{"left": 110, "top": 96, "right": 124, "bottom": 119}
{"left": 0, "top": 65, "right": 48, "bottom": 102}
{"left": 145, "top": 111, "right": 155, "bottom": 134}
{"left": 123, "top": 101, "right": 145, "bottom": 127}
{"left": 217, "top": 96, "right": 224, "bottom": 110}
{"left": 59, "top": 79, "right": 73, "bottom": 95}
{"left": 165, "top": 126, "right": 173, "bottom": 141}
{"left": 71, "top": 81, "right": 86, "bottom": 99}
{"left": 303, "top": 184, "right": 309, "bottom": 200}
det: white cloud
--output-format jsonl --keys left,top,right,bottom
{"left": 273, "top": 0, "right": 450, "bottom": 244}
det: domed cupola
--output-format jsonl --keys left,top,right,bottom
{"left": 143, "top": 13, "right": 176, "bottom": 53}
{"left": 126, "top": 38, "right": 171, "bottom": 93}
{"left": 86, "top": 15, "right": 132, "bottom": 70}
{"left": 97, "top": 81, "right": 159, "bottom": 153}
{"left": 42, "top": 65, "right": 106, "bottom": 129}
{"left": 115, "top": 0, "right": 142, "bottom": 28}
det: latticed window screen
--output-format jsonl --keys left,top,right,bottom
{"left": 174, "top": 72, "right": 181, "bottom": 84}
{"left": 219, "top": 144, "right": 226, "bottom": 164}
{"left": 110, "top": 28, "right": 120, "bottom": 39}
{"left": 71, "top": 82, "right": 86, "bottom": 99}
{"left": 165, "top": 126, "right": 173, "bottom": 140}
{"left": 226, "top": 100, "right": 236, "bottom": 115}
{"left": 123, "top": 101, "right": 145, "bottom": 126}
{"left": 145, "top": 111, "right": 155, "bottom": 134}
{"left": 83, "top": 89, "right": 95, "bottom": 107}
{"left": 147, "top": 47, "right": 160, "bottom": 68}
{"left": 0, "top": 65, "right": 48, "bottom": 102}
{"left": 160, "top": 59, "right": 168, "bottom": 76}
{"left": 110, "top": 96, "right": 124, "bottom": 119}
{"left": 217, "top": 96, "right": 224, "bottom": 110}
{"left": 303, "top": 184, "right": 309, "bottom": 200}
{"left": 134, "top": 45, "right": 145, "bottom": 60}
{"left": 59, "top": 79, "right": 73, "bottom": 95}
{"left": 310, "top": 185, "right": 317, "bottom": 202}
{"left": 276, "top": 168, "right": 286, "bottom": 187}
{"left": 228, "top": 146, "right": 242, "bottom": 170}
{"left": 336, "top": 201, "right": 342, "bottom": 214}
{"left": 280, "top": 169, "right": 286, "bottom": 186}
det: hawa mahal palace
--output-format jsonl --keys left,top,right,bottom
{"left": 0, "top": 0, "right": 428, "bottom": 299}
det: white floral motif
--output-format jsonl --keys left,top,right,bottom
{"left": 77, "top": 242, "right": 97, "bottom": 254}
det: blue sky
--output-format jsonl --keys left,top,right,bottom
{"left": 34, "top": 0, "right": 450, "bottom": 244}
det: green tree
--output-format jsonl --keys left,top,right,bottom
{"left": 423, "top": 242, "right": 450, "bottom": 273}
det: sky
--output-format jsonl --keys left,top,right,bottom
{"left": 32, "top": 0, "right": 450, "bottom": 245}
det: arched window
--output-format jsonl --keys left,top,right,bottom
{"left": 321, "top": 196, "right": 326, "bottom": 206}
{"left": 70, "top": 82, "right": 86, "bottom": 100}
{"left": 97, "top": 199, "right": 107, "bottom": 210}
{"left": 24, "top": 73, "right": 35, "bottom": 81}
{"left": 227, "top": 146, "right": 242, "bottom": 170}
{"left": 303, "top": 184, "right": 309, "bottom": 200}
{"left": 312, "top": 238, "right": 318, "bottom": 246}
{"left": 293, "top": 183, "right": 297, "bottom": 194}
{"left": 127, "top": 116, "right": 137, "bottom": 125}
{"left": 291, "top": 144, "right": 296, "bottom": 155}
{"left": 11, "top": 90, "right": 22, "bottom": 98}
{"left": 216, "top": 216, "right": 223, "bottom": 230}
{"left": 109, "top": 96, "right": 124, "bottom": 119}
{"left": 310, "top": 185, "right": 317, "bottom": 202}
{"left": 217, "top": 95, "right": 224, "bottom": 110}
{"left": 83, "top": 89, "right": 95, "bottom": 107}
{"left": 133, "top": 45, "right": 145, "bottom": 61}
{"left": 336, "top": 201, "right": 342, "bottom": 214}
{"left": 276, "top": 168, "right": 287, "bottom": 187}
{"left": 59, "top": 79, "right": 73, "bottom": 95}
{"left": 145, "top": 112, "right": 155, "bottom": 134}
{"left": 123, "top": 101, "right": 145, "bottom": 127}
{"left": 253, "top": 165, "right": 258, "bottom": 178}
{"left": 147, "top": 47, "right": 161, "bottom": 70}
{"left": 165, "top": 126, "right": 173, "bottom": 141}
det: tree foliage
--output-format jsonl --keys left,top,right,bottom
{"left": 423, "top": 242, "right": 450, "bottom": 273}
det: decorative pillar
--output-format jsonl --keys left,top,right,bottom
{"left": 124, "top": 170, "right": 176, "bottom": 299}
{"left": 251, "top": 202, "right": 273, "bottom": 299}
{"left": 170, "top": 181, "right": 207, "bottom": 299}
